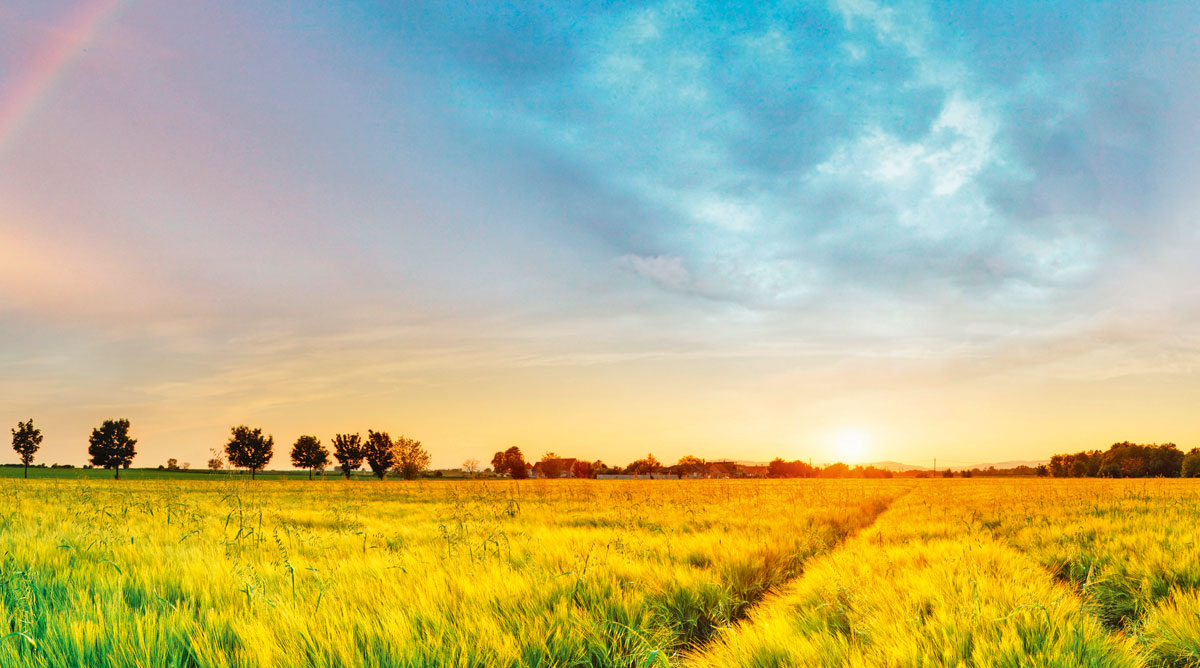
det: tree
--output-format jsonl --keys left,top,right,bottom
{"left": 208, "top": 458, "right": 224, "bottom": 471}
{"left": 10, "top": 419, "right": 43, "bottom": 479}
{"left": 462, "top": 458, "right": 481, "bottom": 477}
{"left": 1184, "top": 449, "right": 1200, "bottom": 478}
{"left": 491, "top": 446, "right": 527, "bottom": 479}
{"left": 291, "top": 435, "right": 330, "bottom": 480}
{"left": 625, "top": 453, "right": 662, "bottom": 475}
{"left": 332, "top": 433, "right": 364, "bottom": 479}
{"left": 538, "top": 452, "right": 566, "bottom": 479}
{"left": 394, "top": 436, "right": 430, "bottom": 480}
{"left": 225, "top": 425, "right": 274, "bottom": 479}
{"left": 88, "top": 419, "right": 137, "bottom": 479}
{"left": 767, "top": 458, "right": 815, "bottom": 479}
{"left": 167, "top": 458, "right": 179, "bottom": 471}
{"left": 572, "top": 460, "right": 594, "bottom": 479}
{"left": 364, "top": 430, "right": 396, "bottom": 479}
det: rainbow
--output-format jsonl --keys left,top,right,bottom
{"left": 0, "top": 0, "right": 131, "bottom": 156}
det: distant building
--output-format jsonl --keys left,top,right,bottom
{"left": 531, "top": 458, "right": 578, "bottom": 478}
{"left": 735, "top": 464, "right": 769, "bottom": 478}
{"left": 705, "top": 461, "right": 736, "bottom": 478}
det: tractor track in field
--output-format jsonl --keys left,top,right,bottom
{"left": 675, "top": 484, "right": 915, "bottom": 663}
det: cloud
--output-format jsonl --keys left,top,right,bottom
{"left": 620, "top": 254, "right": 690, "bottom": 290}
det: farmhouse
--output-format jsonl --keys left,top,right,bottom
{"left": 531, "top": 458, "right": 578, "bottom": 478}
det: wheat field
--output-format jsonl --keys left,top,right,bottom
{"left": 0, "top": 478, "right": 1196, "bottom": 667}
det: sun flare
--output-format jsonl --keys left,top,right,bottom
{"left": 834, "top": 428, "right": 870, "bottom": 464}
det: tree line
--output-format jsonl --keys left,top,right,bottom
{"left": 1049, "top": 442, "right": 1200, "bottom": 478}
{"left": 9, "top": 419, "right": 430, "bottom": 480}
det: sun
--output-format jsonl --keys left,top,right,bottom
{"left": 834, "top": 428, "right": 870, "bottom": 464}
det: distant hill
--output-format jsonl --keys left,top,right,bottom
{"left": 864, "top": 460, "right": 927, "bottom": 472}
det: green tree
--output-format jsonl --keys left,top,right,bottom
{"left": 1184, "top": 449, "right": 1200, "bottom": 478}
{"left": 364, "top": 430, "right": 396, "bottom": 479}
{"left": 332, "top": 433, "right": 364, "bottom": 479}
{"left": 10, "top": 419, "right": 43, "bottom": 479}
{"left": 394, "top": 436, "right": 430, "bottom": 480}
{"left": 225, "top": 425, "right": 274, "bottom": 479}
{"left": 491, "top": 446, "right": 527, "bottom": 479}
{"left": 538, "top": 452, "right": 566, "bottom": 479}
{"left": 88, "top": 419, "right": 137, "bottom": 479}
{"left": 290, "top": 435, "right": 330, "bottom": 480}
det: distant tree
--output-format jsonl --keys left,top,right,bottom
{"left": 1183, "top": 449, "right": 1200, "bottom": 478}
{"left": 332, "top": 433, "right": 364, "bottom": 479}
{"left": 538, "top": 452, "right": 566, "bottom": 479}
{"left": 625, "top": 453, "right": 662, "bottom": 475}
{"left": 462, "top": 458, "right": 481, "bottom": 477}
{"left": 941, "top": 468, "right": 954, "bottom": 478}
{"left": 225, "top": 425, "right": 274, "bottom": 479}
{"left": 767, "top": 458, "right": 816, "bottom": 479}
{"left": 167, "top": 458, "right": 179, "bottom": 471}
{"left": 290, "top": 435, "right": 330, "bottom": 480}
{"left": 364, "top": 430, "right": 396, "bottom": 479}
{"left": 675, "top": 455, "right": 707, "bottom": 477}
{"left": 10, "top": 419, "right": 43, "bottom": 479}
{"left": 394, "top": 436, "right": 430, "bottom": 480}
{"left": 491, "top": 446, "right": 528, "bottom": 479}
{"left": 819, "top": 462, "right": 850, "bottom": 478}
{"left": 591, "top": 460, "right": 609, "bottom": 476}
{"left": 1035, "top": 464, "right": 1049, "bottom": 477}
{"left": 572, "top": 460, "right": 594, "bottom": 479}
{"left": 208, "top": 458, "right": 224, "bottom": 471}
{"left": 88, "top": 418, "right": 137, "bottom": 479}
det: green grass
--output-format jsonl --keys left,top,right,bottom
{"left": 2, "top": 477, "right": 1199, "bottom": 666}
{"left": 0, "top": 478, "right": 900, "bottom": 667}
{"left": 0, "top": 467, "right": 443, "bottom": 481}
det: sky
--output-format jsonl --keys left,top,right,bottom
{"left": 2, "top": 1, "right": 1199, "bottom": 471}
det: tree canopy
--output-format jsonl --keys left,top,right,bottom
{"left": 225, "top": 425, "right": 274, "bottom": 479}
{"left": 88, "top": 419, "right": 137, "bottom": 479}
{"left": 332, "top": 433, "right": 364, "bottom": 478}
{"left": 10, "top": 419, "right": 43, "bottom": 479}
{"left": 364, "top": 430, "right": 397, "bottom": 479}
{"left": 290, "top": 435, "right": 330, "bottom": 479}
{"left": 394, "top": 436, "right": 430, "bottom": 480}
{"left": 491, "top": 446, "right": 528, "bottom": 479}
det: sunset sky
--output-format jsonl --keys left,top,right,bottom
{"left": 3, "top": 1, "right": 1200, "bottom": 470}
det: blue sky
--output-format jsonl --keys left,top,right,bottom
{"left": 2, "top": 1, "right": 1199, "bottom": 468}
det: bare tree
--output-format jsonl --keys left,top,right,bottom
{"left": 462, "top": 458, "right": 481, "bottom": 477}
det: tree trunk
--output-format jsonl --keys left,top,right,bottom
{"left": 251, "top": 468, "right": 256, "bottom": 480}
{"left": 23, "top": 462, "right": 28, "bottom": 479}
{"left": 308, "top": 469, "right": 313, "bottom": 480}
{"left": 115, "top": 466, "right": 120, "bottom": 480}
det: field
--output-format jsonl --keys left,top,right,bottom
{"left": 0, "top": 478, "right": 1197, "bottom": 667}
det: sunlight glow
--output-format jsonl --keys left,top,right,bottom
{"left": 834, "top": 428, "right": 870, "bottom": 464}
